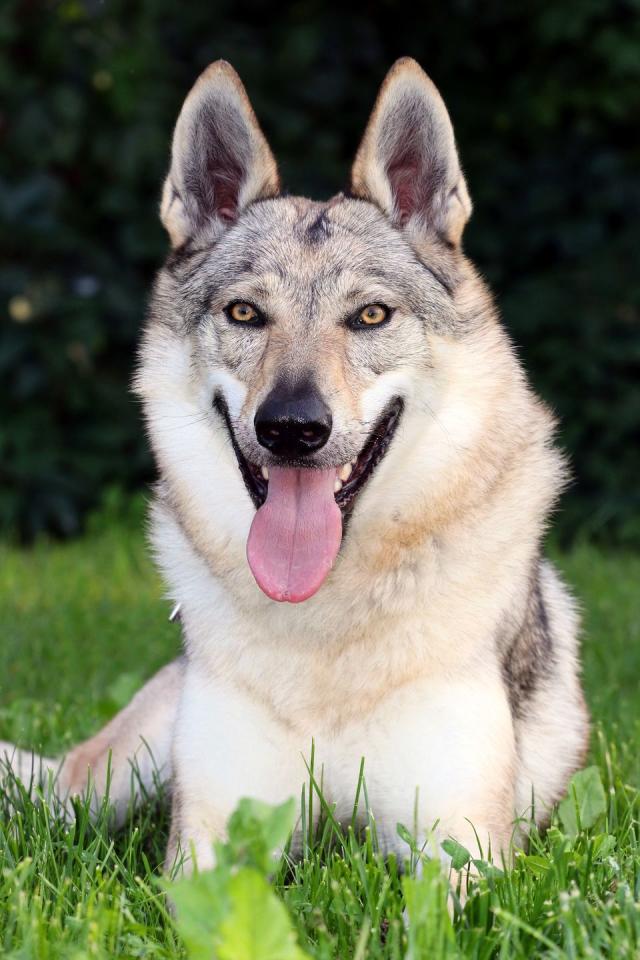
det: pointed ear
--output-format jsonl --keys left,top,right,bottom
{"left": 350, "top": 58, "right": 471, "bottom": 247}
{"left": 160, "top": 61, "right": 280, "bottom": 248}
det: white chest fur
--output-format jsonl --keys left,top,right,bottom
{"left": 163, "top": 506, "right": 519, "bottom": 867}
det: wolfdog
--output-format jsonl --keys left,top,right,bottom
{"left": 1, "top": 58, "right": 588, "bottom": 877}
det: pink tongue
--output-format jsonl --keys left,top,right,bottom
{"left": 247, "top": 467, "right": 342, "bottom": 603}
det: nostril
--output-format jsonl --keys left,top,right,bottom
{"left": 255, "top": 416, "right": 332, "bottom": 456}
{"left": 254, "top": 380, "right": 332, "bottom": 456}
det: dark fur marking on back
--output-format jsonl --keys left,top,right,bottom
{"left": 501, "top": 565, "right": 554, "bottom": 719}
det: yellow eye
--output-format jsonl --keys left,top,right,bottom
{"left": 226, "top": 301, "right": 261, "bottom": 324}
{"left": 357, "top": 303, "right": 390, "bottom": 326}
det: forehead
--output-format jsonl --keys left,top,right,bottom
{"left": 214, "top": 198, "right": 380, "bottom": 284}
{"left": 236, "top": 196, "right": 406, "bottom": 275}
{"left": 188, "top": 197, "right": 447, "bottom": 303}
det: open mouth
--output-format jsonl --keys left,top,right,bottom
{"left": 214, "top": 395, "right": 404, "bottom": 514}
{"left": 213, "top": 395, "right": 403, "bottom": 603}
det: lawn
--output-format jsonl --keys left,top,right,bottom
{"left": 0, "top": 503, "right": 639, "bottom": 958}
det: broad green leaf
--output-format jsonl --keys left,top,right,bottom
{"left": 217, "top": 868, "right": 309, "bottom": 960}
{"left": 521, "top": 854, "right": 551, "bottom": 877}
{"left": 441, "top": 837, "right": 472, "bottom": 871}
{"left": 558, "top": 766, "right": 607, "bottom": 837}
{"left": 167, "top": 798, "right": 303, "bottom": 959}
{"left": 396, "top": 822, "right": 418, "bottom": 854}
{"left": 225, "top": 797, "right": 297, "bottom": 873}
{"left": 472, "top": 859, "right": 504, "bottom": 880}
{"left": 167, "top": 867, "right": 230, "bottom": 960}
{"left": 592, "top": 833, "right": 616, "bottom": 859}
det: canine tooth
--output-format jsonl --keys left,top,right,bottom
{"left": 350, "top": 459, "right": 357, "bottom": 467}
{"left": 261, "top": 466, "right": 269, "bottom": 480}
{"left": 339, "top": 463, "right": 352, "bottom": 482}
{"left": 334, "top": 478, "right": 343, "bottom": 493}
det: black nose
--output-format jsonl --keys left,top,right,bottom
{"left": 254, "top": 380, "right": 332, "bottom": 457}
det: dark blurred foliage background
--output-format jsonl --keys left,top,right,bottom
{"left": 1, "top": 0, "right": 639, "bottom": 544}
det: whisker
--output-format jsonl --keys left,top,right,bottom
{"left": 153, "top": 413, "right": 212, "bottom": 435}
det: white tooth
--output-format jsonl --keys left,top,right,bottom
{"left": 350, "top": 459, "right": 357, "bottom": 467}
{"left": 261, "top": 466, "right": 269, "bottom": 480}
{"left": 339, "top": 463, "right": 352, "bottom": 482}
{"left": 334, "top": 478, "right": 343, "bottom": 494}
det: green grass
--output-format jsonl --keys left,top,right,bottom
{"left": 0, "top": 505, "right": 639, "bottom": 958}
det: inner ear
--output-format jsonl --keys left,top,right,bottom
{"left": 186, "top": 94, "right": 249, "bottom": 226}
{"left": 161, "top": 61, "right": 279, "bottom": 247}
{"left": 384, "top": 98, "right": 447, "bottom": 226}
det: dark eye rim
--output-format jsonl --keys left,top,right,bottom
{"left": 223, "top": 300, "right": 268, "bottom": 328}
{"left": 346, "top": 302, "right": 393, "bottom": 331}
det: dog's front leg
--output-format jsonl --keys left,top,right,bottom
{"left": 164, "top": 662, "right": 311, "bottom": 875}
{"left": 1, "top": 658, "right": 185, "bottom": 825}
{"left": 340, "top": 670, "right": 517, "bottom": 891}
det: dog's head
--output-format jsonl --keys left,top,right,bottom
{"left": 137, "top": 59, "right": 522, "bottom": 605}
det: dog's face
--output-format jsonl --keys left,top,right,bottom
{"left": 139, "top": 59, "right": 494, "bottom": 605}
